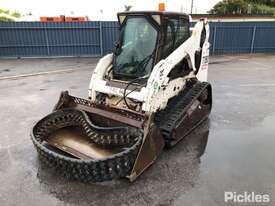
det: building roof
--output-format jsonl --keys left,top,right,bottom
{"left": 191, "top": 14, "right": 275, "bottom": 22}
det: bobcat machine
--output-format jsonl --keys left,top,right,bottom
{"left": 31, "top": 11, "right": 212, "bottom": 182}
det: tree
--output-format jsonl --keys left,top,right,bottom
{"left": 0, "top": 10, "right": 14, "bottom": 22}
{"left": 209, "top": 0, "right": 275, "bottom": 14}
{"left": 11, "top": 11, "right": 21, "bottom": 18}
{"left": 0, "top": 9, "right": 9, "bottom": 14}
{"left": 0, "top": 16, "right": 14, "bottom": 22}
{"left": 209, "top": 0, "right": 248, "bottom": 14}
{"left": 248, "top": 0, "right": 275, "bottom": 7}
{"left": 0, "top": 8, "right": 22, "bottom": 21}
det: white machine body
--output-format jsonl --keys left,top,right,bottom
{"left": 88, "top": 19, "right": 210, "bottom": 114}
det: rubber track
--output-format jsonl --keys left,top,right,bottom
{"left": 155, "top": 82, "right": 211, "bottom": 145}
{"left": 31, "top": 108, "right": 143, "bottom": 182}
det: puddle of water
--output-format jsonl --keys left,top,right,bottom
{"left": 176, "top": 113, "right": 275, "bottom": 205}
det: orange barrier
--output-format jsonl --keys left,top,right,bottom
{"left": 40, "top": 17, "right": 64, "bottom": 22}
{"left": 40, "top": 16, "right": 87, "bottom": 22}
{"left": 66, "top": 17, "right": 87, "bottom": 22}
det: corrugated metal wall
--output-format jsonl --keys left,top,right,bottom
{"left": 0, "top": 21, "right": 274, "bottom": 57}
{"left": 0, "top": 21, "right": 119, "bottom": 57}
{"left": 208, "top": 22, "right": 275, "bottom": 54}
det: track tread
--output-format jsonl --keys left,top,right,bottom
{"left": 155, "top": 81, "right": 211, "bottom": 145}
{"left": 31, "top": 108, "right": 143, "bottom": 182}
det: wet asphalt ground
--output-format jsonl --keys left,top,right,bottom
{"left": 0, "top": 54, "right": 275, "bottom": 206}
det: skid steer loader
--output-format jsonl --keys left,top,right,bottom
{"left": 31, "top": 11, "right": 212, "bottom": 182}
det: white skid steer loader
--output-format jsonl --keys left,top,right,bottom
{"left": 31, "top": 11, "right": 212, "bottom": 182}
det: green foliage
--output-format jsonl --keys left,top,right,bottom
{"left": 0, "top": 8, "right": 23, "bottom": 21}
{"left": 0, "top": 16, "right": 14, "bottom": 22}
{"left": 209, "top": 0, "right": 248, "bottom": 14}
{"left": 251, "top": 3, "right": 275, "bottom": 14}
{"left": 209, "top": 0, "right": 275, "bottom": 14}
{"left": 248, "top": 0, "right": 275, "bottom": 7}
{"left": 11, "top": 11, "right": 21, "bottom": 18}
{"left": 0, "top": 9, "right": 9, "bottom": 14}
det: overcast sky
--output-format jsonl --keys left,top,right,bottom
{"left": 0, "top": 0, "right": 221, "bottom": 20}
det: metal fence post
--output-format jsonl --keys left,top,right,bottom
{"left": 44, "top": 26, "right": 50, "bottom": 56}
{"left": 212, "top": 26, "right": 217, "bottom": 54}
{"left": 99, "top": 21, "right": 103, "bottom": 56}
{"left": 250, "top": 26, "right": 256, "bottom": 53}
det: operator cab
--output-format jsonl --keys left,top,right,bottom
{"left": 112, "top": 11, "right": 191, "bottom": 81}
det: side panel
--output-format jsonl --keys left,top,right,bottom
{"left": 196, "top": 23, "right": 210, "bottom": 82}
{"left": 143, "top": 20, "right": 210, "bottom": 112}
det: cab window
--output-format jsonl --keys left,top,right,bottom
{"left": 162, "top": 17, "right": 190, "bottom": 59}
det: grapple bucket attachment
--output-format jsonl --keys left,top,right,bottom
{"left": 31, "top": 81, "right": 212, "bottom": 182}
{"left": 31, "top": 91, "right": 164, "bottom": 182}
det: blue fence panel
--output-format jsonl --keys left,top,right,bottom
{"left": 45, "top": 22, "right": 101, "bottom": 56}
{"left": 0, "top": 22, "right": 47, "bottom": 56}
{"left": 253, "top": 26, "right": 275, "bottom": 53}
{"left": 214, "top": 26, "right": 254, "bottom": 54}
{"left": 208, "top": 21, "right": 275, "bottom": 55}
{"left": 0, "top": 21, "right": 104, "bottom": 57}
{"left": 0, "top": 21, "right": 275, "bottom": 57}
{"left": 208, "top": 25, "right": 215, "bottom": 54}
{"left": 102, "top": 21, "right": 119, "bottom": 55}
